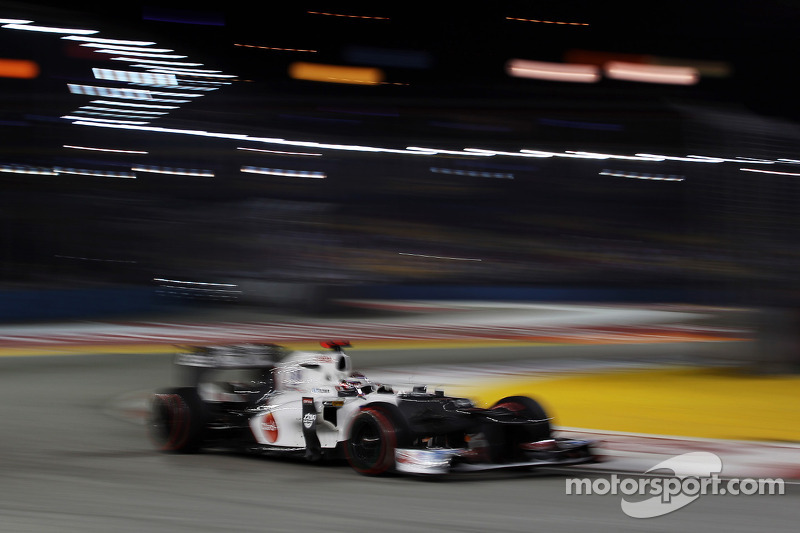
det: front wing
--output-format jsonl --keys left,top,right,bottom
{"left": 394, "top": 438, "right": 596, "bottom": 475}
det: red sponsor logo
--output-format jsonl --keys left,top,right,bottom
{"left": 261, "top": 412, "right": 278, "bottom": 443}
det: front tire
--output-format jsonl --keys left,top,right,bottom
{"left": 489, "top": 396, "right": 552, "bottom": 462}
{"left": 345, "top": 407, "right": 399, "bottom": 475}
{"left": 149, "top": 387, "right": 207, "bottom": 453}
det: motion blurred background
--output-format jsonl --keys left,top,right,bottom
{"left": 1, "top": 1, "right": 799, "bottom": 367}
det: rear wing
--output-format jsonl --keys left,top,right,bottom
{"left": 173, "top": 343, "right": 288, "bottom": 369}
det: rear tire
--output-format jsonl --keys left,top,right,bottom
{"left": 149, "top": 387, "right": 207, "bottom": 454}
{"left": 345, "top": 407, "right": 399, "bottom": 475}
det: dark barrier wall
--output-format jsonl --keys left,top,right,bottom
{"left": 0, "top": 287, "right": 166, "bottom": 322}
{"left": 340, "top": 284, "right": 738, "bottom": 305}
{"left": 0, "top": 283, "right": 741, "bottom": 323}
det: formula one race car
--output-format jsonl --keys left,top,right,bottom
{"left": 149, "top": 341, "right": 595, "bottom": 476}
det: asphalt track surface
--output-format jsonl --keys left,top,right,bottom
{"left": 1, "top": 345, "right": 798, "bottom": 533}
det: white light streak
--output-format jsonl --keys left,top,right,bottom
{"left": 237, "top": 147, "right": 323, "bottom": 156}
{"left": 464, "top": 148, "right": 553, "bottom": 158}
{"left": 68, "top": 84, "right": 153, "bottom": 100}
{"left": 241, "top": 166, "right": 326, "bottom": 178}
{"left": 63, "top": 144, "right": 148, "bottom": 154}
{"left": 110, "top": 57, "right": 204, "bottom": 67}
{"left": 147, "top": 69, "right": 237, "bottom": 79}
{"left": 0, "top": 164, "right": 57, "bottom": 175}
{"left": 566, "top": 151, "right": 666, "bottom": 161}
{"left": 635, "top": 153, "right": 725, "bottom": 163}
{"left": 62, "top": 35, "right": 156, "bottom": 46}
{"left": 406, "top": 146, "right": 494, "bottom": 156}
{"left": 129, "top": 84, "right": 218, "bottom": 91}
{"left": 94, "top": 49, "right": 187, "bottom": 59}
{"left": 80, "top": 106, "right": 168, "bottom": 115}
{"left": 53, "top": 167, "right": 137, "bottom": 178}
{"left": 2, "top": 23, "right": 98, "bottom": 35}
{"left": 61, "top": 115, "right": 150, "bottom": 125}
{"left": 727, "top": 157, "right": 775, "bottom": 164}
{"left": 74, "top": 110, "right": 158, "bottom": 120}
{"left": 132, "top": 165, "right": 214, "bottom": 177}
{"left": 80, "top": 43, "right": 175, "bottom": 53}
{"left": 154, "top": 278, "right": 238, "bottom": 287}
{"left": 740, "top": 168, "right": 800, "bottom": 177}
{"left": 64, "top": 120, "right": 791, "bottom": 167}
{"left": 519, "top": 149, "right": 560, "bottom": 157}
{"left": 0, "top": 18, "right": 33, "bottom": 24}
{"left": 90, "top": 99, "right": 178, "bottom": 109}
{"left": 398, "top": 252, "right": 482, "bottom": 261}
{"left": 599, "top": 169, "right": 685, "bottom": 181}
{"left": 93, "top": 68, "right": 177, "bottom": 85}
{"left": 430, "top": 167, "right": 513, "bottom": 179}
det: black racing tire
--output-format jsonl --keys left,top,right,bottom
{"left": 344, "top": 406, "right": 401, "bottom": 476}
{"left": 149, "top": 387, "right": 208, "bottom": 454}
{"left": 489, "top": 396, "right": 552, "bottom": 461}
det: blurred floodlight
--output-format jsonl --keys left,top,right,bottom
{"left": 651, "top": 57, "right": 731, "bottom": 78}
{"left": 93, "top": 68, "right": 178, "bottom": 85}
{"left": 2, "top": 23, "right": 98, "bottom": 35}
{"left": 740, "top": 168, "right": 800, "bottom": 176}
{"left": 63, "top": 35, "right": 156, "bottom": 46}
{"left": 132, "top": 165, "right": 214, "bottom": 177}
{"left": 241, "top": 166, "right": 326, "bottom": 178}
{"left": 506, "top": 59, "right": 600, "bottom": 83}
{"left": 0, "top": 18, "right": 33, "bottom": 24}
{"left": 68, "top": 84, "right": 153, "bottom": 100}
{"left": 289, "top": 62, "right": 384, "bottom": 85}
{"left": 0, "top": 58, "right": 39, "bottom": 78}
{"left": 566, "top": 49, "right": 729, "bottom": 78}
{"left": 604, "top": 61, "right": 699, "bottom": 85}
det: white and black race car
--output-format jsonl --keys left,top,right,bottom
{"left": 149, "top": 341, "right": 596, "bottom": 476}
